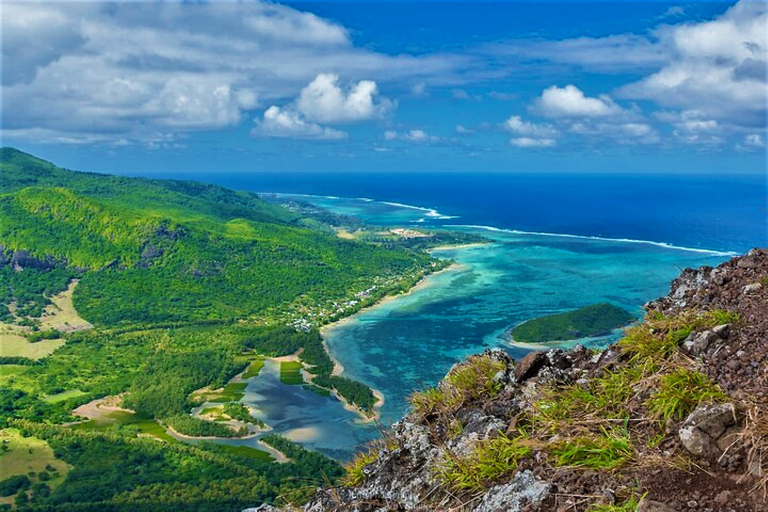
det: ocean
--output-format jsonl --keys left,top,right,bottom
{"left": 156, "top": 171, "right": 766, "bottom": 460}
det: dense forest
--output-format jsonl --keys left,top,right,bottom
{"left": 511, "top": 303, "right": 636, "bottom": 342}
{"left": 0, "top": 148, "right": 460, "bottom": 510}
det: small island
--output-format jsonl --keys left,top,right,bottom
{"left": 511, "top": 303, "right": 636, "bottom": 343}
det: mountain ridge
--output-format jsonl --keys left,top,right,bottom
{"left": 287, "top": 249, "right": 768, "bottom": 512}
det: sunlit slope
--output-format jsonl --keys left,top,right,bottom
{"left": 0, "top": 148, "right": 430, "bottom": 327}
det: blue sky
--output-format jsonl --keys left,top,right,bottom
{"left": 1, "top": 1, "right": 766, "bottom": 174}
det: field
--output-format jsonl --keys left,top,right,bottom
{"left": 0, "top": 428, "right": 71, "bottom": 506}
{"left": 39, "top": 281, "right": 93, "bottom": 333}
{"left": 71, "top": 410, "right": 176, "bottom": 442}
{"left": 42, "top": 389, "right": 87, "bottom": 403}
{"left": 241, "top": 357, "right": 266, "bottom": 379}
{"left": 279, "top": 361, "right": 304, "bottom": 385}
{"left": 0, "top": 280, "right": 92, "bottom": 359}
{"left": 0, "top": 333, "right": 64, "bottom": 359}
{"left": 200, "top": 382, "right": 249, "bottom": 403}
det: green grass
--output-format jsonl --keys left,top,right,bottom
{"left": 445, "top": 354, "right": 505, "bottom": 403}
{"left": 0, "top": 428, "right": 70, "bottom": 505}
{"left": 619, "top": 309, "right": 740, "bottom": 363}
{"left": 241, "top": 357, "right": 265, "bottom": 379}
{"left": 279, "top": 361, "right": 304, "bottom": 386}
{"left": 588, "top": 495, "right": 642, "bottom": 511}
{"left": 342, "top": 448, "right": 380, "bottom": 487}
{"left": 207, "top": 382, "right": 248, "bottom": 403}
{"left": 436, "top": 433, "right": 532, "bottom": 493}
{"left": 42, "top": 389, "right": 87, "bottom": 403}
{"left": 70, "top": 411, "right": 176, "bottom": 443}
{"left": 213, "top": 443, "right": 274, "bottom": 461}
{"left": 646, "top": 368, "right": 727, "bottom": 423}
{"left": 549, "top": 426, "right": 633, "bottom": 470}
{"left": 409, "top": 387, "right": 457, "bottom": 419}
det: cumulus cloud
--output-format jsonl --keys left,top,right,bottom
{"left": 254, "top": 106, "right": 346, "bottom": 140}
{"left": 534, "top": 85, "right": 624, "bottom": 118}
{"left": 0, "top": 1, "right": 465, "bottom": 143}
{"left": 618, "top": 1, "right": 767, "bottom": 128}
{"left": 384, "top": 129, "right": 439, "bottom": 143}
{"left": 503, "top": 115, "right": 559, "bottom": 138}
{"left": 510, "top": 137, "right": 556, "bottom": 148}
{"left": 297, "top": 73, "right": 393, "bottom": 123}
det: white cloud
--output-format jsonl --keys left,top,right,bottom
{"left": 255, "top": 105, "right": 346, "bottom": 140}
{"left": 744, "top": 133, "right": 766, "bottom": 147}
{"left": 296, "top": 73, "right": 393, "bottom": 123}
{"left": 510, "top": 137, "right": 556, "bottom": 148}
{"left": 486, "top": 34, "right": 670, "bottom": 73}
{"left": 0, "top": 1, "right": 466, "bottom": 143}
{"left": 455, "top": 124, "right": 474, "bottom": 134}
{"left": 534, "top": 85, "right": 625, "bottom": 118}
{"left": 384, "top": 129, "right": 439, "bottom": 143}
{"left": 619, "top": 1, "right": 767, "bottom": 128}
{"left": 503, "top": 115, "right": 559, "bottom": 138}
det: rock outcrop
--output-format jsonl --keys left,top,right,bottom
{"left": 296, "top": 249, "right": 768, "bottom": 512}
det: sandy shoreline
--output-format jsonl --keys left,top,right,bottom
{"left": 428, "top": 241, "right": 491, "bottom": 252}
{"left": 318, "top": 259, "right": 467, "bottom": 422}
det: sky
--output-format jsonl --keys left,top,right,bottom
{"left": 1, "top": 0, "right": 766, "bottom": 175}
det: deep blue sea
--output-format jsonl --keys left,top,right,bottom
{"left": 150, "top": 171, "right": 766, "bottom": 460}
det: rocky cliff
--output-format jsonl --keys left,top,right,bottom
{"left": 276, "top": 249, "right": 768, "bottom": 512}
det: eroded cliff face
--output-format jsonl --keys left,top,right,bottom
{"left": 277, "top": 249, "right": 768, "bottom": 512}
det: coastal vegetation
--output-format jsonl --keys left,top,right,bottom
{"left": 0, "top": 148, "right": 463, "bottom": 510}
{"left": 511, "top": 303, "right": 636, "bottom": 343}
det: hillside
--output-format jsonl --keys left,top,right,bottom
{"left": 0, "top": 149, "right": 447, "bottom": 510}
{"left": 296, "top": 249, "right": 768, "bottom": 512}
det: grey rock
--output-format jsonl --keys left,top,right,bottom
{"left": 679, "top": 425, "right": 715, "bottom": 457}
{"left": 742, "top": 282, "right": 763, "bottom": 294}
{"left": 472, "top": 470, "right": 551, "bottom": 512}
{"left": 637, "top": 497, "right": 678, "bottom": 512}
{"left": 682, "top": 330, "right": 721, "bottom": 356}
{"left": 683, "top": 403, "right": 737, "bottom": 439}
{"left": 712, "top": 323, "right": 730, "bottom": 337}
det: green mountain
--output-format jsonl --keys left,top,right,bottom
{"left": 0, "top": 148, "right": 440, "bottom": 511}
{"left": 0, "top": 148, "right": 432, "bottom": 327}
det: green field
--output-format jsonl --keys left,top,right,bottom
{"left": 42, "top": 389, "right": 87, "bottom": 403}
{"left": 279, "top": 361, "right": 304, "bottom": 385}
{"left": 241, "top": 357, "right": 266, "bottom": 379}
{"left": 70, "top": 410, "right": 175, "bottom": 442}
{"left": 0, "top": 428, "right": 71, "bottom": 506}
{"left": 206, "top": 382, "right": 249, "bottom": 403}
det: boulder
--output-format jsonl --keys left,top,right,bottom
{"left": 513, "top": 351, "right": 547, "bottom": 382}
{"left": 472, "top": 470, "right": 551, "bottom": 512}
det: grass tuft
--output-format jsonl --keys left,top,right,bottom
{"left": 618, "top": 309, "right": 740, "bottom": 363}
{"left": 445, "top": 354, "right": 505, "bottom": 403}
{"left": 645, "top": 367, "right": 726, "bottom": 423}
{"left": 341, "top": 448, "right": 380, "bottom": 487}
{"left": 549, "top": 425, "right": 634, "bottom": 470}
{"left": 587, "top": 495, "right": 642, "bottom": 512}
{"left": 436, "top": 433, "right": 532, "bottom": 493}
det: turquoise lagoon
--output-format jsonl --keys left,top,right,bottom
{"left": 233, "top": 197, "right": 732, "bottom": 460}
